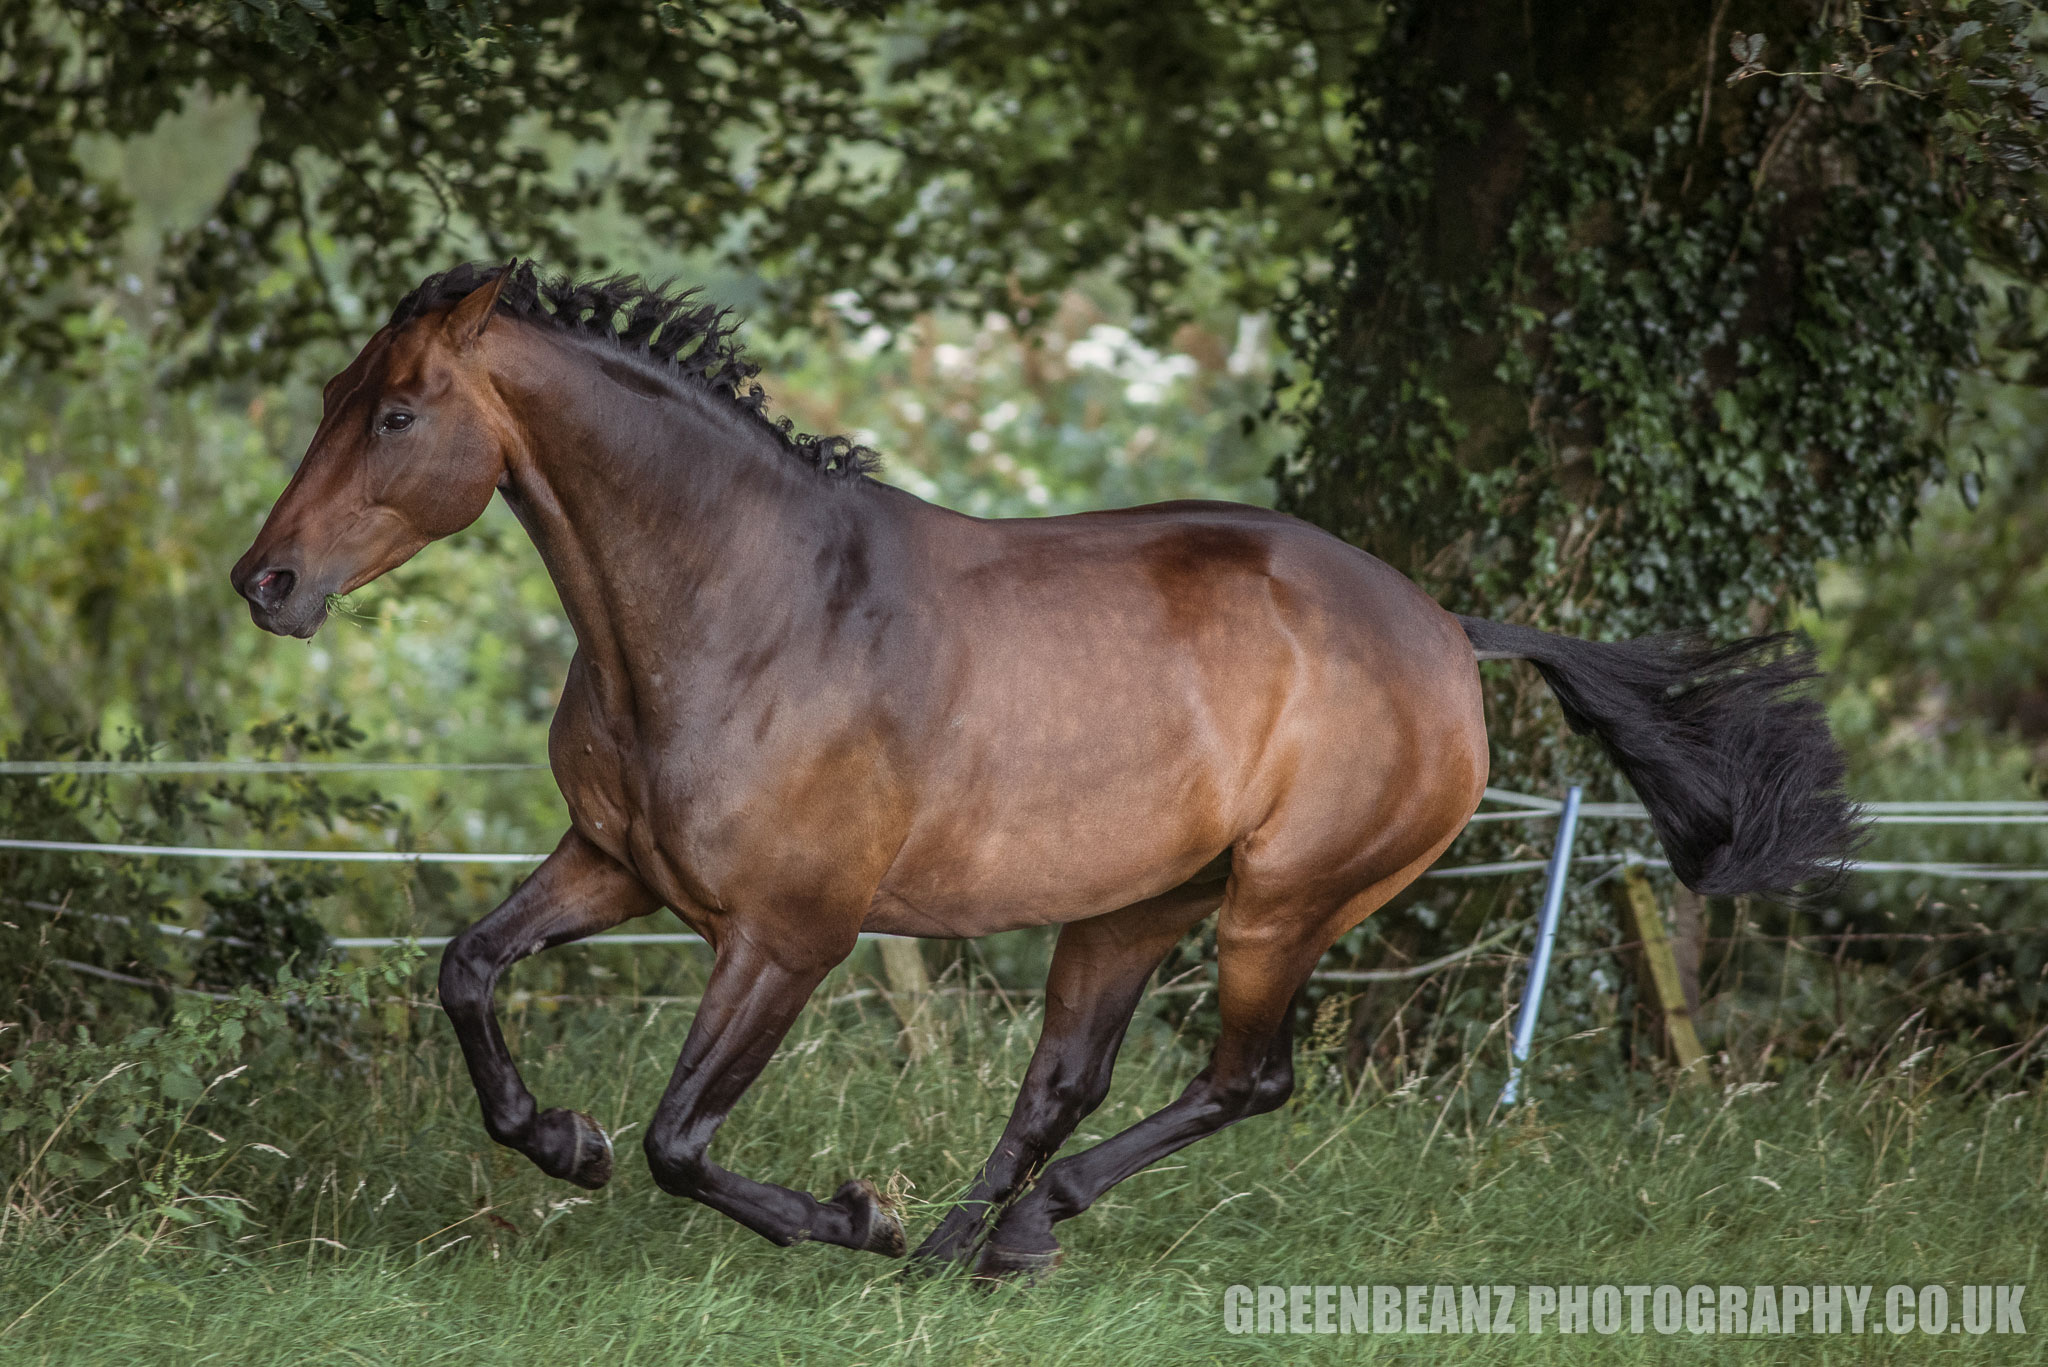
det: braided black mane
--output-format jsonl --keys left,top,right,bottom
{"left": 388, "top": 261, "right": 878, "bottom": 478}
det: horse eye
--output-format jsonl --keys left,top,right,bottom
{"left": 379, "top": 411, "right": 415, "bottom": 434}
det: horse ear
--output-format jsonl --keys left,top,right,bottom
{"left": 446, "top": 264, "right": 514, "bottom": 349}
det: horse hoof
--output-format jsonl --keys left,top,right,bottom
{"left": 537, "top": 1108, "right": 612, "bottom": 1190}
{"left": 833, "top": 1178, "right": 906, "bottom": 1257}
{"left": 972, "top": 1241, "right": 1063, "bottom": 1286}
{"left": 906, "top": 1224, "right": 985, "bottom": 1273}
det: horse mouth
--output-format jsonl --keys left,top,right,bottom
{"left": 239, "top": 571, "right": 330, "bottom": 638}
{"left": 285, "top": 602, "right": 330, "bottom": 638}
{"left": 244, "top": 601, "right": 328, "bottom": 639}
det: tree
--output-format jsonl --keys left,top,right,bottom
{"left": 1277, "top": 0, "right": 2046, "bottom": 643}
{"left": 12, "top": 3, "right": 2039, "bottom": 633}
{"left": 0, "top": 0, "right": 1372, "bottom": 377}
{"left": 1268, "top": 0, "right": 2048, "bottom": 1072}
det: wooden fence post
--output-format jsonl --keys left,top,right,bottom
{"left": 1614, "top": 865, "right": 1707, "bottom": 1083}
{"left": 877, "top": 937, "right": 939, "bottom": 1061}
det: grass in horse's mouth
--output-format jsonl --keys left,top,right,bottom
{"left": 324, "top": 592, "right": 377, "bottom": 625}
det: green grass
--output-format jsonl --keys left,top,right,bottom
{"left": 4, "top": 984, "right": 2046, "bottom": 1365}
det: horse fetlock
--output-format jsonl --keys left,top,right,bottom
{"left": 530, "top": 1108, "right": 613, "bottom": 1189}
{"left": 831, "top": 1178, "right": 907, "bottom": 1257}
{"left": 983, "top": 1193, "right": 1061, "bottom": 1257}
{"left": 909, "top": 1200, "right": 996, "bottom": 1266}
{"left": 1199, "top": 1058, "right": 1294, "bottom": 1122}
{"left": 481, "top": 1096, "right": 538, "bottom": 1149}
{"left": 1243, "top": 1061, "right": 1296, "bottom": 1117}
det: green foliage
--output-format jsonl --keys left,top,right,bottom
{"left": 0, "top": 946, "right": 419, "bottom": 1241}
{"left": 0, "top": 11, "right": 129, "bottom": 361}
{"left": 764, "top": 294, "right": 1286, "bottom": 517}
{"left": 0, "top": 747, "right": 168, "bottom": 1042}
{"left": 766, "top": 2, "right": 1367, "bottom": 331}
{"left": 1500, "top": 102, "right": 1974, "bottom": 633}
{"left": 1278, "top": 0, "right": 2010, "bottom": 640}
{"left": 1775, "top": 362, "right": 2048, "bottom": 1051}
{"left": 0, "top": 714, "right": 390, "bottom": 1037}
{"left": 1729, "top": 1, "right": 2048, "bottom": 271}
{"left": 2, "top": 0, "right": 1371, "bottom": 379}
{"left": 0, "top": 324, "right": 284, "bottom": 728}
{"left": 1811, "top": 368, "right": 2048, "bottom": 758}
{"left": 0, "top": 318, "right": 575, "bottom": 828}
{"left": 194, "top": 875, "right": 338, "bottom": 993}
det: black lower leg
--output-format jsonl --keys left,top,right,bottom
{"left": 911, "top": 890, "right": 1219, "bottom": 1268}
{"left": 908, "top": 981, "right": 1143, "bottom": 1265}
{"left": 979, "top": 1023, "right": 1294, "bottom": 1273}
{"left": 438, "top": 830, "right": 656, "bottom": 1187}
{"left": 641, "top": 938, "right": 900, "bottom": 1254}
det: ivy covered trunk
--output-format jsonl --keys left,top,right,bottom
{"left": 1276, "top": 0, "right": 1987, "bottom": 1073}
{"left": 1278, "top": 0, "right": 1977, "bottom": 643}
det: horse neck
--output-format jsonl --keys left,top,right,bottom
{"left": 493, "top": 339, "right": 873, "bottom": 689}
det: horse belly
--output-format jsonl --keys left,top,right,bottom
{"left": 872, "top": 795, "right": 1228, "bottom": 936}
{"left": 873, "top": 657, "right": 1266, "bottom": 935}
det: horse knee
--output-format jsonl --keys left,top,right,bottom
{"left": 437, "top": 931, "right": 495, "bottom": 1013}
{"left": 1045, "top": 1062, "right": 1114, "bottom": 1120}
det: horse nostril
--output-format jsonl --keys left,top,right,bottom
{"left": 249, "top": 567, "right": 297, "bottom": 611}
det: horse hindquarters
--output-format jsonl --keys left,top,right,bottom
{"left": 971, "top": 607, "right": 1490, "bottom": 1275}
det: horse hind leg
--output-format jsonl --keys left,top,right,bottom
{"left": 438, "top": 829, "right": 660, "bottom": 1188}
{"left": 908, "top": 880, "right": 1223, "bottom": 1270}
{"left": 974, "top": 838, "right": 1458, "bottom": 1279}
{"left": 970, "top": 913, "right": 1304, "bottom": 1280}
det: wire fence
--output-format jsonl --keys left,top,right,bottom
{"left": 8, "top": 763, "right": 2048, "bottom": 968}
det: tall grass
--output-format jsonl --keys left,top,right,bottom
{"left": 5, "top": 960, "right": 2045, "bottom": 1364}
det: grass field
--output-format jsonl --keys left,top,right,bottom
{"left": 4, "top": 979, "right": 2045, "bottom": 1365}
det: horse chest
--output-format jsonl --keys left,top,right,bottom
{"left": 549, "top": 669, "right": 680, "bottom": 888}
{"left": 549, "top": 681, "right": 815, "bottom": 913}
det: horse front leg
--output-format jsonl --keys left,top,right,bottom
{"left": 438, "top": 829, "right": 659, "bottom": 1188}
{"left": 642, "top": 932, "right": 902, "bottom": 1255}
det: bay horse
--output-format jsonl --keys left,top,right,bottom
{"left": 232, "top": 262, "right": 1862, "bottom": 1278}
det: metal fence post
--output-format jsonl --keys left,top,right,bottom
{"left": 1499, "top": 784, "right": 1583, "bottom": 1110}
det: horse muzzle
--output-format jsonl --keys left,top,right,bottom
{"left": 231, "top": 555, "right": 329, "bottom": 638}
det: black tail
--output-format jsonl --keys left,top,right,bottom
{"left": 1457, "top": 616, "right": 1866, "bottom": 898}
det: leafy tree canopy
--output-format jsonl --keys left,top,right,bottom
{"left": 1279, "top": 0, "right": 2048, "bottom": 644}
{"left": 1, "top": 0, "right": 1369, "bottom": 376}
